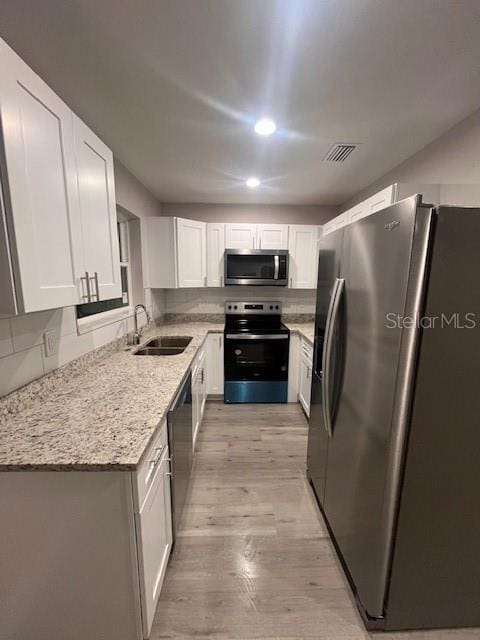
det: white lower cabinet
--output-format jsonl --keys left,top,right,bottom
{"left": 192, "top": 345, "right": 207, "bottom": 450}
{"left": 135, "top": 453, "right": 172, "bottom": 638}
{"left": 0, "top": 420, "right": 174, "bottom": 640}
{"left": 134, "top": 419, "right": 172, "bottom": 638}
{"left": 206, "top": 333, "right": 224, "bottom": 395}
{"left": 298, "top": 337, "right": 313, "bottom": 417}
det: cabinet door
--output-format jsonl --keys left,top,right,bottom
{"left": 192, "top": 363, "right": 201, "bottom": 448}
{"left": 225, "top": 223, "right": 257, "bottom": 249}
{"left": 0, "top": 40, "right": 84, "bottom": 313}
{"left": 206, "top": 333, "right": 224, "bottom": 395}
{"left": 323, "top": 213, "right": 348, "bottom": 236}
{"left": 136, "top": 454, "right": 172, "bottom": 637}
{"left": 199, "top": 349, "right": 207, "bottom": 418}
{"left": 206, "top": 223, "right": 225, "bottom": 287}
{"left": 257, "top": 224, "right": 289, "bottom": 249}
{"left": 176, "top": 218, "right": 206, "bottom": 287}
{"left": 298, "top": 358, "right": 311, "bottom": 417}
{"left": 74, "top": 116, "right": 121, "bottom": 301}
{"left": 288, "top": 225, "right": 319, "bottom": 288}
{"left": 298, "top": 340, "right": 313, "bottom": 416}
{"left": 346, "top": 203, "right": 367, "bottom": 224}
{"left": 366, "top": 185, "right": 394, "bottom": 214}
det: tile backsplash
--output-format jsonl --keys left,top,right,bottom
{"left": 164, "top": 287, "right": 316, "bottom": 316}
{"left": 0, "top": 288, "right": 166, "bottom": 398}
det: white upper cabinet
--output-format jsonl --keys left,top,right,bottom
{"left": 225, "top": 223, "right": 256, "bottom": 249}
{"left": 366, "top": 185, "right": 395, "bottom": 214}
{"left": 176, "top": 218, "right": 206, "bottom": 287}
{"left": 0, "top": 37, "right": 121, "bottom": 314}
{"left": 206, "top": 223, "right": 225, "bottom": 287}
{"left": 0, "top": 39, "right": 84, "bottom": 314}
{"left": 257, "top": 224, "right": 289, "bottom": 249}
{"left": 141, "top": 217, "right": 206, "bottom": 288}
{"left": 334, "top": 183, "right": 443, "bottom": 235}
{"left": 141, "top": 217, "right": 177, "bottom": 289}
{"left": 323, "top": 212, "right": 348, "bottom": 235}
{"left": 74, "top": 116, "right": 121, "bottom": 302}
{"left": 225, "top": 223, "right": 289, "bottom": 249}
{"left": 288, "top": 225, "right": 319, "bottom": 289}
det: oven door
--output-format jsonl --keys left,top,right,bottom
{"left": 224, "top": 334, "right": 289, "bottom": 403}
{"left": 225, "top": 250, "right": 288, "bottom": 286}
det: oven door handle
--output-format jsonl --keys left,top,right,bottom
{"left": 225, "top": 333, "right": 289, "bottom": 340}
{"left": 274, "top": 255, "right": 279, "bottom": 280}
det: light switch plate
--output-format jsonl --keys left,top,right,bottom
{"left": 43, "top": 329, "right": 59, "bottom": 357}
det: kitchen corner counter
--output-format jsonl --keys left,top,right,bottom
{"left": 0, "top": 322, "right": 223, "bottom": 471}
{"left": 286, "top": 322, "right": 314, "bottom": 344}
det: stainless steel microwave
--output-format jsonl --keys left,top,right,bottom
{"left": 224, "top": 249, "right": 289, "bottom": 286}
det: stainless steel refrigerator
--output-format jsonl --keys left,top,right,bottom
{"left": 307, "top": 196, "right": 480, "bottom": 631}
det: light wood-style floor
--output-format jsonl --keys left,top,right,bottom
{"left": 151, "top": 402, "right": 479, "bottom": 640}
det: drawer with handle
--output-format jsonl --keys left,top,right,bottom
{"left": 134, "top": 418, "right": 169, "bottom": 512}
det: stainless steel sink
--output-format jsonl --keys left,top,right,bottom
{"left": 143, "top": 336, "right": 193, "bottom": 349}
{"left": 134, "top": 346, "right": 185, "bottom": 356}
{"left": 133, "top": 336, "right": 193, "bottom": 356}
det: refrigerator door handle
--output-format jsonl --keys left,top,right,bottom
{"left": 322, "top": 278, "right": 345, "bottom": 437}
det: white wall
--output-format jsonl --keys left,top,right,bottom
{"left": 0, "top": 161, "right": 164, "bottom": 398}
{"left": 341, "top": 107, "right": 480, "bottom": 211}
{"left": 160, "top": 203, "right": 337, "bottom": 225}
{"left": 114, "top": 160, "right": 162, "bottom": 218}
{"left": 165, "top": 287, "right": 315, "bottom": 316}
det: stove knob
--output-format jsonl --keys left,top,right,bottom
{"left": 234, "top": 305, "right": 238, "bottom": 310}
{"left": 228, "top": 305, "right": 232, "bottom": 310}
{"left": 270, "top": 305, "right": 273, "bottom": 310}
{"left": 275, "top": 305, "right": 279, "bottom": 310}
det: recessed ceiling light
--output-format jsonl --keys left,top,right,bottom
{"left": 246, "top": 176, "right": 260, "bottom": 188}
{"left": 254, "top": 118, "right": 276, "bottom": 136}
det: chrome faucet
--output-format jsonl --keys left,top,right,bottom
{"left": 132, "top": 304, "right": 150, "bottom": 345}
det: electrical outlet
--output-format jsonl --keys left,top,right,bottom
{"left": 43, "top": 329, "right": 59, "bottom": 357}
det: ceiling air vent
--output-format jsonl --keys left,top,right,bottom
{"left": 323, "top": 143, "right": 358, "bottom": 162}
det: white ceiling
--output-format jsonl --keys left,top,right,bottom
{"left": 1, "top": 0, "right": 480, "bottom": 205}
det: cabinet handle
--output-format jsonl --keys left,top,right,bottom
{"left": 151, "top": 445, "right": 165, "bottom": 467}
{"left": 81, "top": 271, "right": 91, "bottom": 302}
{"left": 89, "top": 272, "right": 100, "bottom": 300}
{"left": 290, "top": 277, "right": 293, "bottom": 288}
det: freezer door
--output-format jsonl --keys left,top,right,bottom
{"left": 322, "top": 197, "right": 432, "bottom": 619}
{"left": 307, "top": 229, "right": 344, "bottom": 505}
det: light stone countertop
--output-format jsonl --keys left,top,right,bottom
{"left": 0, "top": 320, "right": 313, "bottom": 471}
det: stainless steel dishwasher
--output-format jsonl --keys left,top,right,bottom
{"left": 167, "top": 372, "right": 193, "bottom": 540}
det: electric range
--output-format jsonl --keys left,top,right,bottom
{"left": 224, "top": 301, "right": 290, "bottom": 403}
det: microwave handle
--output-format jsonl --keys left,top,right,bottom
{"left": 274, "top": 255, "right": 279, "bottom": 280}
